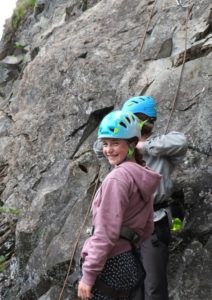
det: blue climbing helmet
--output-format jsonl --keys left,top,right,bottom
{"left": 122, "top": 96, "right": 157, "bottom": 118}
{"left": 98, "top": 110, "right": 141, "bottom": 140}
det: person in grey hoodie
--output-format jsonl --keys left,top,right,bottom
{"left": 78, "top": 110, "right": 161, "bottom": 300}
{"left": 93, "top": 96, "right": 188, "bottom": 300}
{"left": 122, "top": 96, "right": 188, "bottom": 300}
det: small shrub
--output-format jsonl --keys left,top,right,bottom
{"left": 11, "top": 0, "right": 37, "bottom": 30}
{"left": 0, "top": 256, "right": 6, "bottom": 273}
{"left": 0, "top": 207, "right": 20, "bottom": 215}
{"left": 14, "top": 41, "right": 24, "bottom": 49}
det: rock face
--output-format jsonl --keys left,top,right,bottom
{"left": 0, "top": 0, "right": 211, "bottom": 299}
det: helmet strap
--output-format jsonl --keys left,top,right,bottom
{"left": 138, "top": 119, "right": 148, "bottom": 128}
{"left": 127, "top": 147, "right": 134, "bottom": 159}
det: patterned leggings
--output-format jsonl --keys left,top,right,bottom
{"left": 91, "top": 250, "right": 144, "bottom": 300}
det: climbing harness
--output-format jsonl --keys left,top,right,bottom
{"left": 90, "top": 225, "right": 140, "bottom": 245}
{"left": 94, "top": 278, "right": 133, "bottom": 299}
{"left": 89, "top": 225, "right": 144, "bottom": 299}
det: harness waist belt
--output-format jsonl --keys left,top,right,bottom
{"left": 120, "top": 226, "right": 139, "bottom": 242}
{"left": 91, "top": 225, "right": 139, "bottom": 243}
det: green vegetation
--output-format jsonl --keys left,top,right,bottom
{"left": 0, "top": 207, "right": 19, "bottom": 273}
{"left": 0, "top": 207, "right": 20, "bottom": 215}
{"left": 11, "top": 0, "right": 37, "bottom": 30}
{"left": 14, "top": 41, "right": 25, "bottom": 49}
{"left": 0, "top": 256, "right": 6, "bottom": 273}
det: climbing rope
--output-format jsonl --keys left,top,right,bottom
{"left": 138, "top": 0, "right": 193, "bottom": 134}
{"left": 164, "top": 2, "right": 193, "bottom": 134}
{"left": 58, "top": 170, "right": 100, "bottom": 300}
{"left": 139, "top": 0, "right": 157, "bottom": 53}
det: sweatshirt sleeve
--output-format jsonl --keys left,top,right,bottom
{"left": 142, "top": 132, "right": 188, "bottom": 163}
{"left": 81, "top": 177, "right": 129, "bottom": 286}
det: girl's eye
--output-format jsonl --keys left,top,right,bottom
{"left": 103, "top": 143, "right": 108, "bottom": 147}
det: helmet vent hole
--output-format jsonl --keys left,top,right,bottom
{"left": 119, "top": 122, "right": 127, "bottom": 128}
{"left": 125, "top": 117, "right": 131, "bottom": 123}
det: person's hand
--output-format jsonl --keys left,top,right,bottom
{"left": 77, "top": 280, "right": 93, "bottom": 300}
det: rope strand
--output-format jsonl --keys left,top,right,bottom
{"left": 139, "top": 0, "right": 157, "bottom": 53}
{"left": 58, "top": 171, "right": 100, "bottom": 300}
{"left": 164, "top": 3, "right": 193, "bottom": 134}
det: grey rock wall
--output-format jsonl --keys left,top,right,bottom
{"left": 0, "top": 0, "right": 211, "bottom": 299}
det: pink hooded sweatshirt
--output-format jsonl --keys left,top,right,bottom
{"left": 81, "top": 161, "right": 161, "bottom": 286}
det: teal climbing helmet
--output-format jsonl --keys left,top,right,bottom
{"left": 122, "top": 96, "right": 157, "bottom": 118}
{"left": 98, "top": 110, "right": 141, "bottom": 140}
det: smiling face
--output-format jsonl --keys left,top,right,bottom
{"left": 102, "top": 138, "right": 131, "bottom": 166}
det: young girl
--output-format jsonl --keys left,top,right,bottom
{"left": 78, "top": 110, "right": 161, "bottom": 300}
